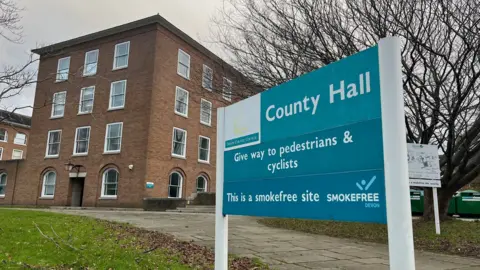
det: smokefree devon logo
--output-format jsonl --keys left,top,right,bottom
{"left": 326, "top": 175, "right": 381, "bottom": 208}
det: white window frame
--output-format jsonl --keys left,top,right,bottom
{"left": 56, "top": 57, "right": 70, "bottom": 82}
{"left": 78, "top": 86, "right": 95, "bottom": 114}
{"left": 198, "top": 136, "right": 211, "bottom": 164}
{"left": 83, "top": 49, "right": 99, "bottom": 76}
{"left": 0, "top": 173, "right": 7, "bottom": 197}
{"left": 200, "top": 99, "right": 212, "bottom": 126}
{"left": 14, "top": 132, "right": 27, "bottom": 145}
{"left": 0, "top": 147, "right": 3, "bottom": 160}
{"left": 177, "top": 49, "right": 190, "bottom": 80}
{"left": 0, "top": 129, "right": 7, "bottom": 142}
{"left": 171, "top": 127, "right": 187, "bottom": 159}
{"left": 113, "top": 41, "right": 130, "bottom": 70}
{"left": 109, "top": 80, "right": 127, "bottom": 110}
{"left": 73, "top": 126, "right": 91, "bottom": 156}
{"left": 223, "top": 77, "right": 232, "bottom": 101}
{"left": 101, "top": 168, "right": 119, "bottom": 199}
{"left": 41, "top": 171, "right": 56, "bottom": 198}
{"left": 51, "top": 91, "right": 67, "bottom": 118}
{"left": 104, "top": 122, "right": 123, "bottom": 154}
{"left": 168, "top": 171, "right": 183, "bottom": 198}
{"left": 202, "top": 64, "right": 213, "bottom": 90}
{"left": 12, "top": 149, "right": 23, "bottom": 160}
{"left": 45, "top": 130, "right": 62, "bottom": 158}
{"left": 196, "top": 175, "right": 208, "bottom": 193}
{"left": 174, "top": 86, "right": 189, "bottom": 118}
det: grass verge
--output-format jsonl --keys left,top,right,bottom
{"left": 0, "top": 209, "right": 268, "bottom": 269}
{"left": 259, "top": 218, "right": 480, "bottom": 258}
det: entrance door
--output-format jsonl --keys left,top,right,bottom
{"left": 70, "top": 178, "right": 85, "bottom": 207}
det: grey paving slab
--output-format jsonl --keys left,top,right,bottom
{"left": 298, "top": 259, "right": 365, "bottom": 269}
{"left": 38, "top": 209, "right": 480, "bottom": 270}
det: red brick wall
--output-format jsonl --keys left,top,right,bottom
{"left": 8, "top": 22, "right": 249, "bottom": 208}
{"left": 0, "top": 123, "right": 29, "bottom": 160}
{"left": 143, "top": 25, "right": 237, "bottom": 199}
{"left": 0, "top": 160, "right": 30, "bottom": 205}
{"left": 22, "top": 26, "right": 157, "bottom": 208}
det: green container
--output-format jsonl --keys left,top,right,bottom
{"left": 456, "top": 190, "right": 480, "bottom": 216}
{"left": 447, "top": 193, "right": 458, "bottom": 215}
{"left": 410, "top": 189, "right": 424, "bottom": 214}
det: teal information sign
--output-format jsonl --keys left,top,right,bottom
{"left": 222, "top": 46, "right": 386, "bottom": 223}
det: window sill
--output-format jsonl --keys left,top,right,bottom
{"left": 223, "top": 97, "right": 232, "bottom": 102}
{"left": 99, "top": 196, "right": 117, "bottom": 200}
{"left": 200, "top": 122, "right": 212, "bottom": 127}
{"left": 14, "top": 143, "right": 26, "bottom": 146}
{"left": 39, "top": 196, "right": 54, "bottom": 200}
{"left": 50, "top": 116, "right": 64, "bottom": 120}
{"left": 55, "top": 79, "right": 68, "bottom": 83}
{"left": 77, "top": 112, "right": 92, "bottom": 116}
{"left": 198, "top": 160, "right": 210, "bottom": 165}
{"left": 82, "top": 73, "right": 96, "bottom": 77}
{"left": 174, "top": 111, "right": 188, "bottom": 118}
{"left": 0, "top": 195, "right": 5, "bottom": 199}
{"left": 203, "top": 86, "right": 213, "bottom": 92}
{"left": 0, "top": 140, "right": 7, "bottom": 143}
{"left": 112, "top": 66, "right": 127, "bottom": 71}
{"left": 171, "top": 154, "right": 186, "bottom": 160}
{"left": 72, "top": 153, "right": 88, "bottom": 157}
{"left": 45, "top": 155, "right": 59, "bottom": 159}
{"left": 177, "top": 72, "right": 190, "bottom": 80}
{"left": 108, "top": 107, "right": 124, "bottom": 112}
{"left": 104, "top": 151, "right": 121, "bottom": 155}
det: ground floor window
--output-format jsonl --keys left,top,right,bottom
{"left": 196, "top": 175, "right": 207, "bottom": 193}
{"left": 168, "top": 171, "right": 183, "bottom": 198}
{"left": 101, "top": 169, "right": 119, "bottom": 198}
{"left": 42, "top": 171, "right": 56, "bottom": 198}
{"left": 0, "top": 173, "right": 6, "bottom": 196}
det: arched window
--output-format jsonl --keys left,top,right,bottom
{"left": 0, "top": 129, "right": 7, "bottom": 142}
{"left": 14, "top": 132, "right": 26, "bottom": 145}
{"left": 101, "top": 168, "right": 119, "bottom": 198}
{"left": 42, "top": 171, "right": 56, "bottom": 198}
{"left": 168, "top": 171, "right": 183, "bottom": 198}
{"left": 196, "top": 175, "right": 207, "bottom": 193}
{"left": 0, "top": 173, "right": 7, "bottom": 196}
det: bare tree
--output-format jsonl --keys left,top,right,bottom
{"left": 213, "top": 0, "right": 480, "bottom": 220}
{"left": 0, "top": 0, "right": 39, "bottom": 124}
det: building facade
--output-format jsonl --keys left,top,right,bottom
{"left": 0, "top": 110, "right": 31, "bottom": 161}
{"left": 0, "top": 15, "right": 252, "bottom": 208}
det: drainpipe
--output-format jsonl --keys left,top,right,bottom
{"left": 10, "top": 160, "right": 19, "bottom": 206}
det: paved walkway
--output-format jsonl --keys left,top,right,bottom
{"left": 46, "top": 209, "right": 480, "bottom": 270}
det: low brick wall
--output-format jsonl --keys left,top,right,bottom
{"left": 190, "top": 192, "right": 215, "bottom": 205}
{"left": 143, "top": 198, "right": 187, "bottom": 211}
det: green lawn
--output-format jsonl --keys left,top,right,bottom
{"left": 259, "top": 218, "right": 480, "bottom": 257}
{"left": 0, "top": 209, "right": 266, "bottom": 269}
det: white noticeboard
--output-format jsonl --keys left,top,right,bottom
{"left": 407, "top": 144, "right": 441, "bottom": 188}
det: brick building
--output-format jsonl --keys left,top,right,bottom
{"left": 0, "top": 15, "right": 253, "bottom": 208}
{"left": 0, "top": 110, "right": 30, "bottom": 161}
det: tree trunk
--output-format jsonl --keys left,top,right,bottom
{"left": 423, "top": 188, "right": 456, "bottom": 221}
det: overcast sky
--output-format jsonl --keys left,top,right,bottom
{"left": 0, "top": 0, "right": 226, "bottom": 116}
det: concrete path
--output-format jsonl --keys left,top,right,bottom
{"left": 46, "top": 209, "right": 480, "bottom": 270}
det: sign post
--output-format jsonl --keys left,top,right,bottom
{"left": 215, "top": 37, "right": 415, "bottom": 269}
{"left": 378, "top": 38, "right": 415, "bottom": 269}
{"left": 215, "top": 107, "right": 228, "bottom": 270}
{"left": 407, "top": 143, "right": 442, "bottom": 235}
{"left": 433, "top": 187, "right": 441, "bottom": 234}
